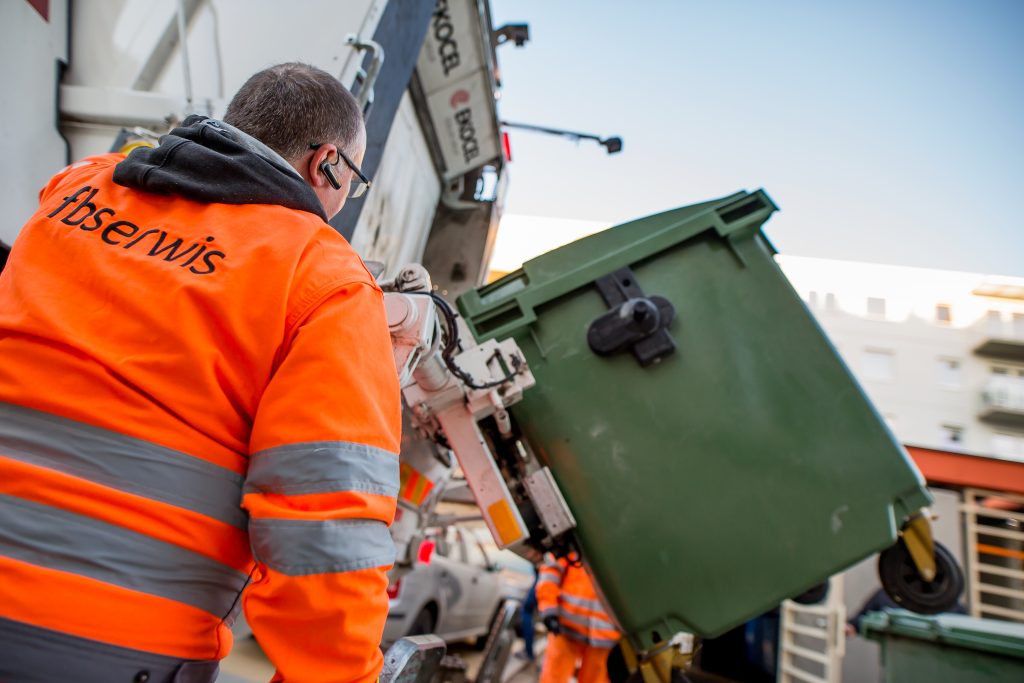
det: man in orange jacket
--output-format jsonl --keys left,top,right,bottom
{"left": 0, "top": 63, "right": 401, "bottom": 683}
{"left": 537, "top": 554, "right": 621, "bottom": 683}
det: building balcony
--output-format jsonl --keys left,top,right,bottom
{"left": 974, "top": 337, "right": 1024, "bottom": 363}
{"left": 979, "top": 377, "right": 1024, "bottom": 429}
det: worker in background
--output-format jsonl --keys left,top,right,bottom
{"left": 515, "top": 563, "right": 539, "bottom": 662}
{"left": 537, "top": 553, "right": 621, "bottom": 683}
{"left": 0, "top": 63, "right": 400, "bottom": 683}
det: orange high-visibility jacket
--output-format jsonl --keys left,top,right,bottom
{"left": 537, "top": 555, "right": 620, "bottom": 649}
{"left": 0, "top": 117, "right": 401, "bottom": 683}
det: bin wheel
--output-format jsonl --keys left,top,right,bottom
{"left": 878, "top": 539, "right": 963, "bottom": 614}
{"left": 606, "top": 643, "right": 629, "bottom": 683}
{"left": 606, "top": 644, "right": 694, "bottom": 683}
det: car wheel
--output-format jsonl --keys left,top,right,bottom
{"left": 408, "top": 605, "right": 437, "bottom": 636}
{"left": 472, "top": 605, "right": 503, "bottom": 650}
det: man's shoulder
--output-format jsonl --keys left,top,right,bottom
{"left": 277, "top": 217, "right": 381, "bottom": 325}
{"left": 282, "top": 224, "right": 382, "bottom": 327}
{"left": 190, "top": 201, "right": 372, "bottom": 286}
{"left": 40, "top": 154, "right": 124, "bottom": 203}
{"left": 262, "top": 209, "right": 369, "bottom": 277}
{"left": 300, "top": 223, "right": 379, "bottom": 289}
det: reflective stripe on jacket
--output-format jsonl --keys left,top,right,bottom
{"left": 0, "top": 151, "right": 401, "bottom": 683}
{"left": 536, "top": 554, "right": 620, "bottom": 649}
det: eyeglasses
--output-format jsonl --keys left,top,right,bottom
{"left": 309, "top": 142, "right": 372, "bottom": 199}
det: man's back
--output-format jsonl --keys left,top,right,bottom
{"left": 0, "top": 112, "right": 401, "bottom": 683}
{"left": 0, "top": 150, "right": 350, "bottom": 462}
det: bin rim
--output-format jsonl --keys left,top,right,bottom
{"left": 861, "top": 609, "right": 1024, "bottom": 658}
{"left": 458, "top": 189, "right": 779, "bottom": 342}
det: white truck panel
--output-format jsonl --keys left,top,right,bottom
{"left": 4, "top": 0, "right": 431, "bottom": 247}
{"left": 1, "top": 0, "right": 70, "bottom": 240}
{"left": 62, "top": 1, "right": 177, "bottom": 88}
{"left": 61, "top": 0, "right": 387, "bottom": 160}
{"left": 150, "top": 0, "right": 386, "bottom": 109}
{"left": 350, "top": 91, "right": 442, "bottom": 272}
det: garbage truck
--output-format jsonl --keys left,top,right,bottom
{"left": 2, "top": 1, "right": 963, "bottom": 681}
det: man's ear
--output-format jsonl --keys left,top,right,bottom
{"left": 306, "top": 146, "right": 333, "bottom": 188}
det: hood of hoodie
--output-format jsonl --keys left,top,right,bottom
{"left": 112, "top": 115, "right": 327, "bottom": 221}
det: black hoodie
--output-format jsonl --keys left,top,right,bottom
{"left": 113, "top": 115, "right": 327, "bottom": 222}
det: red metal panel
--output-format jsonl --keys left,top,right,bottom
{"left": 26, "top": 0, "right": 49, "bottom": 21}
{"left": 906, "top": 445, "right": 1024, "bottom": 495}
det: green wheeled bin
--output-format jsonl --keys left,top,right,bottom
{"left": 862, "top": 610, "right": 1024, "bottom": 682}
{"left": 457, "top": 190, "right": 946, "bottom": 649}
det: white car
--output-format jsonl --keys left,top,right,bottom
{"left": 382, "top": 525, "right": 533, "bottom": 645}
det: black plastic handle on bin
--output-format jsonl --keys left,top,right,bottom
{"left": 587, "top": 267, "right": 676, "bottom": 367}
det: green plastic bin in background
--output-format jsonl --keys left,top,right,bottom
{"left": 862, "top": 610, "right": 1024, "bottom": 682}
{"left": 457, "top": 190, "right": 932, "bottom": 647}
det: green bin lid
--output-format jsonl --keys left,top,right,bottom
{"left": 862, "top": 609, "right": 1024, "bottom": 659}
{"left": 458, "top": 189, "right": 778, "bottom": 342}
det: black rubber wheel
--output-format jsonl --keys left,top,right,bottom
{"left": 606, "top": 642, "right": 630, "bottom": 683}
{"left": 878, "top": 540, "right": 964, "bottom": 614}
{"left": 472, "top": 606, "right": 503, "bottom": 650}
{"left": 407, "top": 606, "right": 436, "bottom": 636}
{"left": 792, "top": 582, "right": 830, "bottom": 605}
{"left": 607, "top": 643, "right": 694, "bottom": 683}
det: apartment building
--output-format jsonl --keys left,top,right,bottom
{"left": 776, "top": 255, "right": 1024, "bottom": 683}
{"left": 779, "top": 255, "right": 1024, "bottom": 461}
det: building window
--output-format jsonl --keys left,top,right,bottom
{"left": 1014, "top": 313, "right": 1024, "bottom": 339}
{"left": 862, "top": 348, "right": 895, "bottom": 381}
{"left": 992, "top": 433, "right": 1024, "bottom": 459}
{"left": 867, "top": 297, "right": 886, "bottom": 318}
{"left": 935, "top": 304, "right": 952, "bottom": 324}
{"left": 936, "top": 358, "right": 962, "bottom": 388}
{"left": 825, "top": 293, "right": 837, "bottom": 311}
{"left": 807, "top": 290, "right": 818, "bottom": 307}
{"left": 939, "top": 424, "right": 964, "bottom": 447}
{"left": 986, "top": 310, "right": 1003, "bottom": 336}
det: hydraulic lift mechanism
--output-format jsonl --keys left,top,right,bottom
{"left": 382, "top": 263, "right": 576, "bottom": 557}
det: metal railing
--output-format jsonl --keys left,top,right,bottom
{"left": 981, "top": 377, "right": 1024, "bottom": 414}
{"left": 962, "top": 488, "right": 1024, "bottom": 623}
{"left": 778, "top": 578, "right": 846, "bottom": 683}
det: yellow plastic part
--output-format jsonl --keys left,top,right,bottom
{"left": 639, "top": 648, "right": 675, "bottom": 683}
{"left": 486, "top": 499, "right": 523, "bottom": 546}
{"left": 901, "top": 512, "right": 936, "bottom": 582}
{"left": 620, "top": 639, "right": 640, "bottom": 673}
{"left": 621, "top": 639, "right": 695, "bottom": 683}
{"left": 117, "top": 140, "right": 156, "bottom": 155}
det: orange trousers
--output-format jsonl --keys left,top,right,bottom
{"left": 540, "top": 634, "right": 612, "bottom": 683}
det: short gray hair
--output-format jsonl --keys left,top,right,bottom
{"left": 224, "top": 62, "right": 363, "bottom": 161}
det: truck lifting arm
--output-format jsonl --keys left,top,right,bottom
{"left": 381, "top": 264, "right": 575, "bottom": 556}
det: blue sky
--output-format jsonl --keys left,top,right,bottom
{"left": 489, "top": 1, "right": 1024, "bottom": 276}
